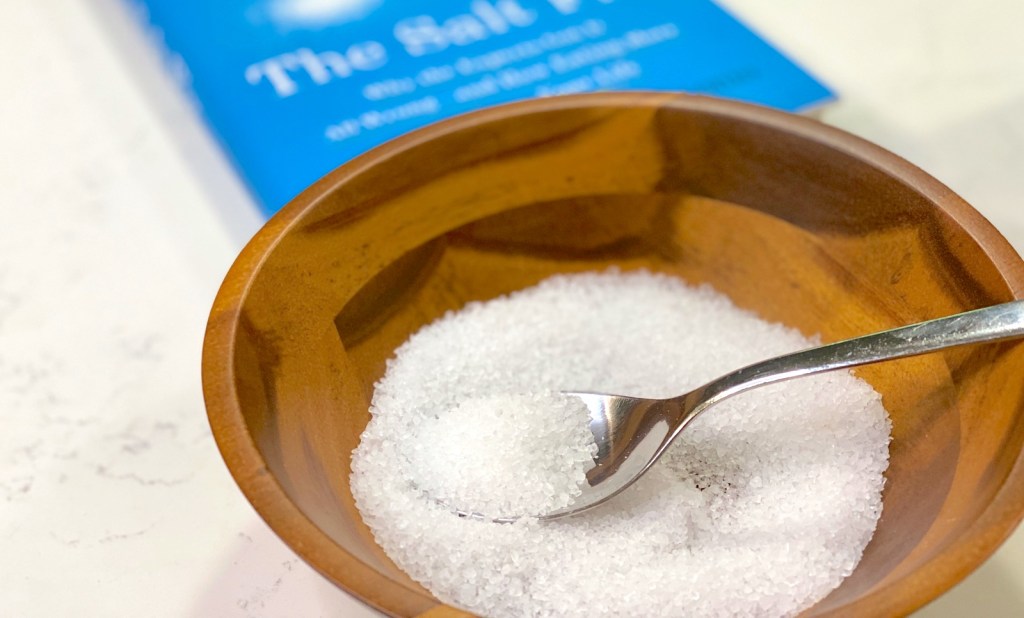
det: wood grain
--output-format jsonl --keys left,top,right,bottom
{"left": 202, "top": 92, "right": 1024, "bottom": 617}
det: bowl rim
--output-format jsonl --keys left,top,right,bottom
{"left": 202, "top": 91, "right": 1024, "bottom": 617}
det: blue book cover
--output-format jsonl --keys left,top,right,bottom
{"left": 126, "top": 0, "right": 833, "bottom": 216}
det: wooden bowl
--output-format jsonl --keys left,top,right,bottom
{"left": 202, "top": 92, "right": 1024, "bottom": 617}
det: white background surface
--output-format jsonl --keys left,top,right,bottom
{"left": 1, "top": 0, "right": 1023, "bottom": 615}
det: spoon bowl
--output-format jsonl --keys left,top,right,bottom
{"left": 539, "top": 300, "right": 1024, "bottom": 521}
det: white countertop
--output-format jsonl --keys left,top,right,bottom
{"left": 2, "top": 1, "right": 1023, "bottom": 615}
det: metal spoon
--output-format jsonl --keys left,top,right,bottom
{"left": 508, "top": 300, "right": 1024, "bottom": 523}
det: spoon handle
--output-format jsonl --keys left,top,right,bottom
{"left": 684, "top": 300, "right": 1024, "bottom": 414}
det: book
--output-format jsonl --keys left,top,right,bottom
{"left": 125, "top": 0, "right": 833, "bottom": 216}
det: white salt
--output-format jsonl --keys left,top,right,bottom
{"left": 404, "top": 392, "right": 597, "bottom": 519}
{"left": 350, "top": 270, "right": 891, "bottom": 618}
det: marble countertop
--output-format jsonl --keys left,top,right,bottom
{"left": 2, "top": 0, "right": 1022, "bottom": 615}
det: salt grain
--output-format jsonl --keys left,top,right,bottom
{"left": 350, "top": 270, "right": 891, "bottom": 617}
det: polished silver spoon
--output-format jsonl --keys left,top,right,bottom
{"left": 471, "top": 300, "right": 1024, "bottom": 523}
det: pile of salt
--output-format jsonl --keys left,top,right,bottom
{"left": 351, "top": 270, "right": 891, "bottom": 617}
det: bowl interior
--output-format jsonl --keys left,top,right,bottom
{"left": 204, "top": 93, "right": 1024, "bottom": 617}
